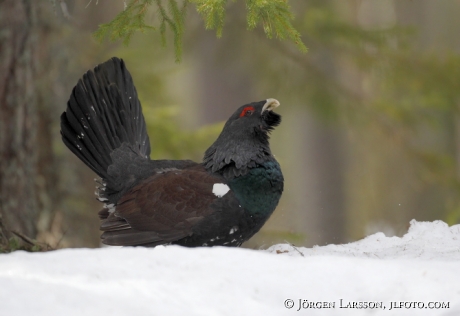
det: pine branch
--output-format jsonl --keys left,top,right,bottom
{"left": 93, "top": 0, "right": 156, "bottom": 45}
{"left": 190, "top": 0, "right": 227, "bottom": 37}
{"left": 155, "top": 0, "right": 187, "bottom": 61}
{"left": 93, "top": 0, "right": 307, "bottom": 61}
{"left": 246, "top": 0, "right": 307, "bottom": 53}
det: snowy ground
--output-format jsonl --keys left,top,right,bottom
{"left": 1, "top": 220, "right": 459, "bottom": 316}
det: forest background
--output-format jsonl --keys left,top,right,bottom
{"left": 1, "top": 0, "right": 460, "bottom": 250}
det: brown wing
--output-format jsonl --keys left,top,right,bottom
{"left": 100, "top": 165, "right": 228, "bottom": 246}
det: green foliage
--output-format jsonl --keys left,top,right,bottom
{"left": 246, "top": 0, "right": 307, "bottom": 52}
{"left": 94, "top": 0, "right": 187, "bottom": 61}
{"left": 94, "top": 0, "right": 156, "bottom": 45}
{"left": 156, "top": 0, "right": 188, "bottom": 61}
{"left": 190, "top": 0, "right": 227, "bottom": 37}
{"left": 93, "top": 0, "right": 306, "bottom": 61}
{"left": 191, "top": 0, "right": 307, "bottom": 52}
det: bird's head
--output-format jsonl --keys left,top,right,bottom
{"left": 222, "top": 98, "right": 281, "bottom": 137}
{"left": 203, "top": 99, "right": 282, "bottom": 178}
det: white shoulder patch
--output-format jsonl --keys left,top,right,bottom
{"left": 212, "top": 183, "right": 230, "bottom": 198}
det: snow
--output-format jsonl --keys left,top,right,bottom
{"left": 1, "top": 220, "right": 459, "bottom": 316}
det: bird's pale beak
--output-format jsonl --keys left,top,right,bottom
{"left": 262, "top": 98, "right": 280, "bottom": 113}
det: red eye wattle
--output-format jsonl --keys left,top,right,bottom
{"left": 239, "top": 106, "right": 255, "bottom": 117}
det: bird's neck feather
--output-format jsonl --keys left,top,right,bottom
{"left": 203, "top": 133, "right": 272, "bottom": 178}
{"left": 228, "top": 160, "right": 284, "bottom": 218}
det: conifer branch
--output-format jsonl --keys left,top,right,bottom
{"left": 190, "top": 0, "right": 227, "bottom": 38}
{"left": 94, "top": 0, "right": 155, "bottom": 45}
{"left": 93, "top": 0, "right": 307, "bottom": 61}
{"left": 154, "top": 0, "right": 187, "bottom": 61}
{"left": 246, "top": 0, "right": 307, "bottom": 52}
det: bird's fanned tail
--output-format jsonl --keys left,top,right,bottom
{"left": 60, "top": 57, "right": 151, "bottom": 201}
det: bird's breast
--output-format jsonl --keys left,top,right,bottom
{"left": 228, "top": 160, "right": 284, "bottom": 219}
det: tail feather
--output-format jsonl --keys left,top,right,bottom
{"left": 61, "top": 57, "right": 151, "bottom": 196}
{"left": 61, "top": 113, "right": 107, "bottom": 174}
{"left": 63, "top": 83, "right": 113, "bottom": 175}
{"left": 92, "top": 58, "right": 150, "bottom": 157}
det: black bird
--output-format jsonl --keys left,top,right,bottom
{"left": 60, "top": 57, "right": 283, "bottom": 247}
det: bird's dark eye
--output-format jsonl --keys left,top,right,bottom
{"left": 239, "top": 106, "right": 255, "bottom": 118}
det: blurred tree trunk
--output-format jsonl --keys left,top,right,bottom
{"left": 0, "top": 0, "right": 39, "bottom": 240}
{"left": 194, "top": 31, "right": 254, "bottom": 124}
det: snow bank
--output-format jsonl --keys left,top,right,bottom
{"left": 0, "top": 220, "right": 459, "bottom": 316}
{"left": 268, "top": 219, "right": 460, "bottom": 260}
